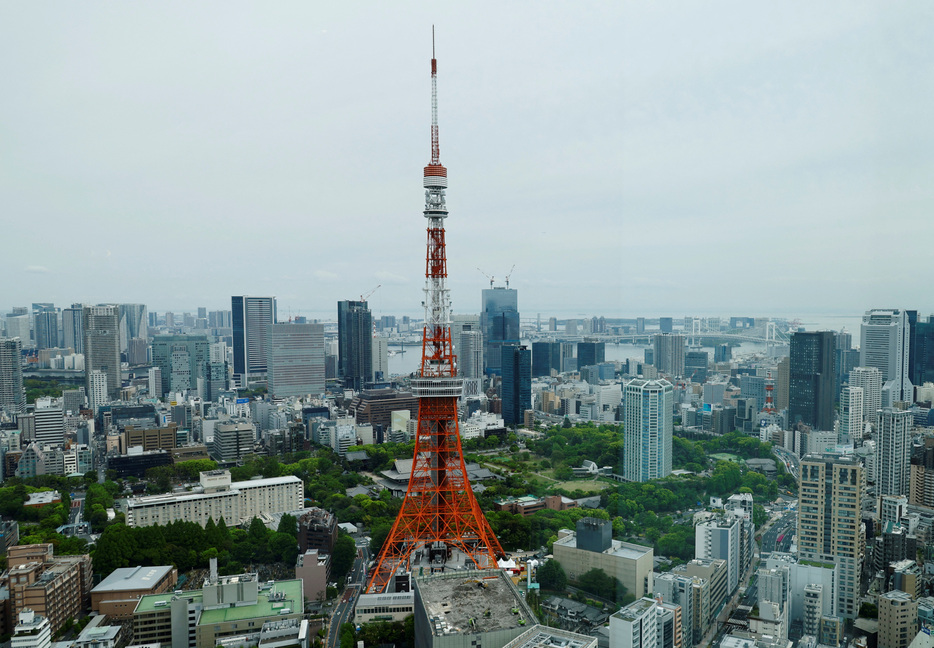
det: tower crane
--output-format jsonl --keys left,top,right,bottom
{"left": 477, "top": 268, "right": 494, "bottom": 289}
{"left": 358, "top": 285, "right": 381, "bottom": 302}
{"left": 504, "top": 264, "right": 516, "bottom": 288}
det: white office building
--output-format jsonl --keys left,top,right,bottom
{"left": 860, "top": 310, "right": 912, "bottom": 404}
{"left": 611, "top": 598, "right": 658, "bottom": 648}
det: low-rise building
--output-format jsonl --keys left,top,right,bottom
{"left": 610, "top": 597, "right": 657, "bottom": 648}
{"left": 7, "top": 545, "right": 92, "bottom": 635}
{"left": 133, "top": 567, "right": 302, "bottom": 648}
{"left": 554, "top": 519, "right": 654, "bottom": 599}
{"left": 295, "top": 550, "right": 328, "bottom": 603}
{"left": 91, "top": 565, "right": 177, "bottom": 619}
{"left": 126, "top": 470, "right": 303, "bottom": 528}
{"left": 354, "top": 591, "right": 416, "bottom": 625}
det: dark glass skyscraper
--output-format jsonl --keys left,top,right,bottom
{"left": 502, "top": 344, "right": 531, "bottom": 427}
{"left": 531, "top": 341, "right": 561, "bottom": 378}
{"left": 337, "top": 300, "right": 372, "bottom": 391}
{"left": 481, "top": 287, "right": 519, "bottom": 376}
{"left": 789, "top": 331, "right": 835, "bottom": 430}
{"left": 577, "top": 342, "right": 605, "bottom": 368}
{"left": 231, "top": 296, "right": 277, "bottom": 387}
{"left": 908, "top": 311, "right": 934, "bottom": 387}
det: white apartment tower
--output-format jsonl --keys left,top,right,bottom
{"left": 860, "top": 309, "right": 912, "bottom": 404}
{"left": 837, "top": 386, "right": 864, "bottom": 445}
{"left": 877, "top": 407, "right": 913, "bottom": 497}
{"left": 148, "top": 367, "right": 162, "bottom": 399}
{"left": 88, "top": 370, "right": 109, "bottom": 413}
{"left": 849, "top": 366, "right": 883, "bottom": 424}
{"left": 0, "top": 337, "right": 26, "bottom": 415}
{"left": 623, "top": 379, "right": 673, "bottom": 482}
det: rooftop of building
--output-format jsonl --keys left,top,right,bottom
{"left": 612, "top": 597, "right": 656, "bottom": 623}
{"left": 136, "top": 588, "right": 204, "bottom": 614}
{"left": 416, "top": 570, "right": 535, "bottom": 637}
{"left": 24, "top": 491, "right": 61, "bottom": 506}
{"left": 200, "top": 579, "right": 302, "bottom": 625}
{"left": 92, "top": 565, "right": 174, "bottom": 592}
{"left": 127, "top": 474, "right": 301, "bottom": 506}
{"left": 554, "top": 531, "right": 653, "bottom": 561}
{"left": 502, "top": 625, "right": 597, "bottom": 648}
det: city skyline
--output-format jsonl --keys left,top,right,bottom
{"left": 3, "top": 4, "right": 933, "bottom": 315}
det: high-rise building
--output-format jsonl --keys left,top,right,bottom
{"left": 849, "top": 366, "right": 883, "bottom": 423}
{"left": 861, "top": 309, "right": 912, "bottom": 404}
{"left": 659, "top": 317, "right": 673, "bottom": 333}
{"left": 653, "top": 334, "right": 685, "bottom": 377}
{"left": 695, "top": 517, "right": 741, "bottom": 594}
{"left": 789, "top": 331, "right": 835, "bottom": 430}
{"left": 480, "top": 287, "right": 519, "bottom": 376}
{"left": 797, "top": 454, "right": 864, "bottom": 619}
{"left": 684, "top": 351, "right": 708, "bottom": 383}
{"left": 578, "top": 342, "right": 605, "bottom": 368}
{"left": 147, "top": 367, "right": 162, "bottom": 400}
{"left": 88, "top": 370, "right": 108, "bottom": 413}
{"left": 6, "top": 313, "right": 31, "bottom": 349}
{"left": 211, "top": 423, "right": 255, "bottom": 463}
{"left": 62, "top": 306, "right": 85, "bottom": 355}
{"left": 34, "top": 309, "right": 60, "bottom": 350}
{"left": 456, "top": 328, "right": 483, "bottom": 382}
{"left": 337, "top": 300, "right": 372, "bottom": 391}
{"left": 83, "top": 306, "right": 122, "bottom": 401}
{"left": 266, "top": 323, "right": 325, "bottom": 398}
{"left": 837, "top": 386, "right": 863, "bottom": 445}
{"left": 775, "top": 356, "right": 790, "bottom": 411}
{"left": 623, "top": 379, "right": 673, "bottom": 482}
{"left": 501, "top": 345, "right": 531, "bottom": 427}
{"left": 532, "top": 341, "right": 561, "bottom": 378}
{"left": 118, "top": 304, "right": 148, "bottom": 353}
{"left": 910, "top": 438, "right": 934, "bottom": 509}
{"left": 908, "top": 311, "right": 934, "bottom": 387}
{"left": 34, "top": 400, "right": 64, "bottom": 447}
{"left": 151, "top": 335, "right": 210, "bottom": 396}
{"left": 231, "top": 296, "right": 277, "bottom": 386}
{"left": 877, "top": 407, "right": 913, "bottom": 497}
{"left": 878, "top": 590, "right": 918, "bottom": 648}
{"left": 0, "top": 338, "right": 25, "bottom": 416}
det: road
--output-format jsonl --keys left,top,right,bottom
{"left": 325, "top": 538, "right": 371, "bottom": 648}
{"left": 761, "top": 509, "right": 797, "bottom": 555}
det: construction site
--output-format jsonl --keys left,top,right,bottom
{"left": 412, "top": 570, "right": 537, "bottom": 647}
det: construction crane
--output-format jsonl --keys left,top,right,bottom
{"left": 358, "top": 285, "right": 381, "bottom": 302}
{"left": 504, "top": 264, "right": 516, "bottom": 288}
{"left": 477, "top": 268, "right": 494, "bottom": 289}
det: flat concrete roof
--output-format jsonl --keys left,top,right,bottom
{"left": 93, "top": 565, "right": 174, "bottom": 592}
{"left": 417, "top": 570, "right": 535, "bottom": 636}
{"left": 199, "top": 579, "right": 303, "bottom": 625}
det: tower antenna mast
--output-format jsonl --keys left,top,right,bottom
{"left": 368, "top": 31, "right": 504, "bottom": 594}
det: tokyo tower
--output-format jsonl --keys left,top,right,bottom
{"left": 367, "top": 34, "right": 504, "bottom": 594}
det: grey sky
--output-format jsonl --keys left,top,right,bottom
{"left": 2, "top": 3, "right": 932, "bottom": 320}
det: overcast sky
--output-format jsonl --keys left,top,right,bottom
{"left": 2, "top": 2, "right": 932, "bottom": 321}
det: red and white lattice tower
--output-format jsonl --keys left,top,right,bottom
{"left": 762, "top": 371, "right": 776, "bottom": 415}
{"left": 367, "top": 35, "right": 504, "bottom": 594}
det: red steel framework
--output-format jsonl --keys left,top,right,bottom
{"left": 367, "top": 35, "right": 504, "bottom": 594}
